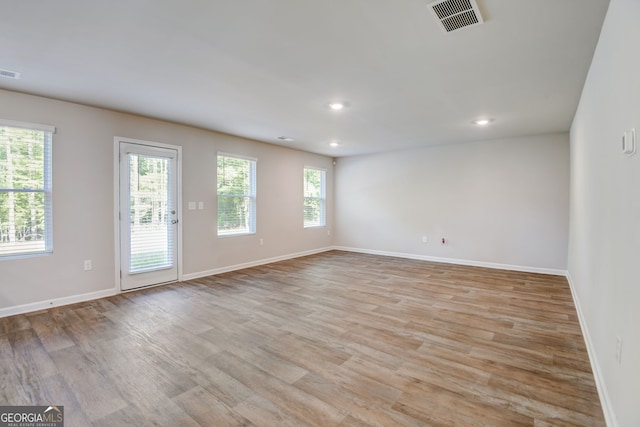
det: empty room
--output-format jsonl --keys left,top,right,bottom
{"left": 0, "top": 0, "right": 637, "bottom": 426}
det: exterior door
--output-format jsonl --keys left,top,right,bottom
{"left": 119, "top": 141, "right": 179, "bottom": 290}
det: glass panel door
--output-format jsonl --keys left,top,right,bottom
{"left": 119, "top": 141, "right": 178, "bottom": 290}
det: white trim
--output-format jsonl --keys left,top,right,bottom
{"left": 182, "top": 247, "right": 333, "bottom": 281}
{"left": 217, "top": 151, "right": 258, "bottom": 163}
{"left": 303, "top": 165, "right": 327, "bottom": 173}
{"left": 565, "top": 272, "right": 617, "bottom": 427}
{"left": 0, "top": 288, "right": 117, "bottom": 319}
{"left": 335, "top": 245, "right": 613, "bottom": 424}
{"left": 217, "top": 153, "right": 257, "bottom": 236}
{"left": 114, "top": 137, "right": 184, "bottom": 292}
{"left": 0, "top": 244, "right": 572, "bottom": 311}
{"left": 113, "top": 141, "right": 121, "bottom": 292}
{"left": 183, "top": 245, "right": 568, "bottom": 282}
{"left": 115, "top": 136, "right": 180, "bottom": 152}
{"left": 303, "top": 167, "right": 327, "bottom": 228}
{"left": 0, "top": 243, "right": 614, "bottom": 425}
{"left": 333, "top": 246, "right": 567, "bottom": 276}
{"left": 0, "top": 124, "right": 54, "bottom": 258}
{"left": 0, "top": 118, "right": 56, "bottom": 133}
{"left": 0, "top": 247, "right": 333, "bottom": 317}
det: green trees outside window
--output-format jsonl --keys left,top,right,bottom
{"left": 128, "top": 154, "right": 171, "bottom": 270}
{"left": 304, "top": 167, "right": 325, "bottom": 228}
{"left": 0, "top": 125, "right": 52, "bottom": 257}
{"left": 217, "top": 155, "right": 256, "bottom": 235}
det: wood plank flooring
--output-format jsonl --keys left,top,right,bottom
{"left": 0, "top": 250, "right": 605, "bottom": 426}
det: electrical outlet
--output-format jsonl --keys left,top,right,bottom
{"left": 259, "top": 238, "right": 264, "bottom": 246}
{"left": 83, "top": 260, "right": 92, "bottom": 271}
{"left": 616, "top": 336, "right": 623, "bottom": 364}
{"left": 422, "top": 235, "right": 427, "bottom": 243}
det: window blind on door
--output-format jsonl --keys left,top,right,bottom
{"left": 128, "top": 153, "right": 173, "bottom": 272}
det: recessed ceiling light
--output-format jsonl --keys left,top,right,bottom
{"left": 328, "top": 102, "right": 346, "bottom": 111}
{"left": 277, "top": 136, "right": 295, "bottom": 142}
{"left": 473, "top": 118, "right": 494, "bottom": 126}
{"left": 330, "top": 141, "right": 340, "bottom": 147}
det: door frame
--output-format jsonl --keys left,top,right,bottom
{"left": 113, "top": 136, "right": 183, "bottom": 292}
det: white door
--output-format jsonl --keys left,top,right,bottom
{"left": 119, "top": 141, "right": 179, "bottom": 290}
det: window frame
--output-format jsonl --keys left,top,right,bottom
{"left": 0, "top": 119, "right": 55, "bottom": 259}
{"left": 216, "top": 153, "right": 257, "bottom": 237}
{"left": 303, "top": 166, "right": 326, "bottom": 228}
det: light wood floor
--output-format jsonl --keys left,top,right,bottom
{"left": 0, "top": 251, "right": 605, "bottom": 426}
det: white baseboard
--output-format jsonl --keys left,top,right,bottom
{"left": 0, "top": 288, "right": 118, "bottom": 319}
{"left": 0, "top": 247, "right": 334, "bottom": 319}
{"left": 0, "top": 247, "right": 335, "bottom": 318}
{"left": 565, "top": 273, "right": 617, "bottom": 427}
{"left": 0, "top": 245, "right": 615, "bottom": 426}
{"left": 181, "top": 246, "right": 334, "bottom": 281}
{"left": 333, "top": 246, "right": 567, "bottom": 276}
{"left": 336, "top": 246, "right": 614, "bottom": 424}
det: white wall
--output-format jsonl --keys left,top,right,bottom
{"left": 334, "top": 133, "right": 570, "bottom": 272}
{"left": 0, "top": 89, "right": 333, "bottom": 313}
{"left": 569, "top": 0, "right": 640, "bottom": 425}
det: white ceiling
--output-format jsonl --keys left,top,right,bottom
{"left": 0, "top": 0, "right": 609, "bottom": 157}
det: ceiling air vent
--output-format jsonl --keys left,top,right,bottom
{"left": 0, "top": 69, "right": 21, "bottom": 79}
{"left": 428, "top": 0, "right": 484, "bottom": 33}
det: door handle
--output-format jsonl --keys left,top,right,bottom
{"left": 171, "top": 219, "right": 179, "bottom": 224}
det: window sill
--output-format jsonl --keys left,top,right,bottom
{"left": 0, "top": 251, "right": 53, "bottom": 261}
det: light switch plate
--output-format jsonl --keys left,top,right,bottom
{"left": 188, "top": 201, "right": 196, "bottom": 210}
{"left": 622, "top": 129, "right": 636, "bottom": 155}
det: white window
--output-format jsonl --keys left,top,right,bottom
{"left": 0, "top": 120, "right": 54, "bottom": 258}
{"left": 304, "top": 167, "right": 326, "bottom": 228}
{"left": 217, "top": 154, "right": 256, "bottom": 236}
